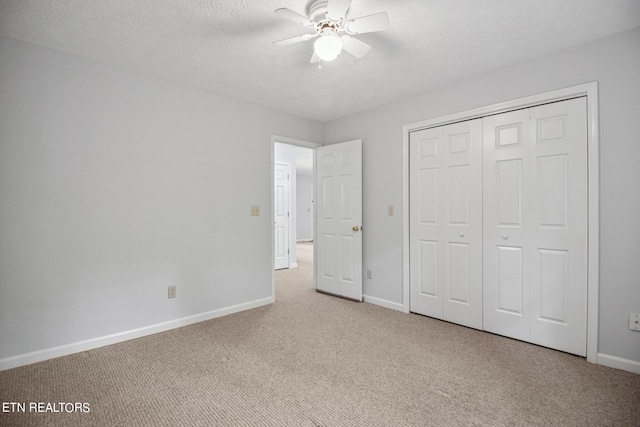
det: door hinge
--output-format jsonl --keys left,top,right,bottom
{"left": 288, "top": 249, "right": 290, "bottom": 254}
{"left": 288, "top": 212, "right": 290, "bottom": 217}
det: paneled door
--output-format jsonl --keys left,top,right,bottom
{"left": 482, "top": 109, "right": 531, "bottom": 341}
{"left": 409, "top": 119, "right": 483, "bottom": 329}
{"left": 315, "top": 140, "right": 363, "bottom": 301}
{"left": 274, "top": 162, "right": 290, "bottom": 270}
{"left": 483, "top": 97, "right": 588, "bottom": 356}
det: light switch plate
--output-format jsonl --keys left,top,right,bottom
{"left": 388, "top": 205, "right": 394, "bottom": 216}
{"left": 251, "top": 206, "right": 260, "bottom": 216}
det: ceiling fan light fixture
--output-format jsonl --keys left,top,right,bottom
{"left": 313, "top": 32, "right": 342, "bottom": 61}
{"left": 274, "top": 1, "right": 390, "bottom": 64}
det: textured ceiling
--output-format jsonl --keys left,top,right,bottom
{"left": 1, "top": 0, "right": 640, "bottom": 122}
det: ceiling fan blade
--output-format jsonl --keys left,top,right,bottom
{"left": 326, "top": 0, "right": 351, "bottom": 21}
{"left": 273, "top": 33, "right": 314, "bottom": 46}
{"left": 274, "top": 8, "right": 313, "bottom": 26}
{"left": 310, "top": 51, "right": 320, "bottom": 64}
{"left": 346, "top": 12, "right": 390, "bottom": 34}
{"left": 340, "top": 35, "right": 371, "bottom": 58}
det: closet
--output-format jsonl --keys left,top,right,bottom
{"left": 409, "top": 97, "right": 588, "bottom": 357}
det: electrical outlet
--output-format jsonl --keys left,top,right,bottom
{"left": 630, "top": 313, "right": 640, "bottom": 331}
{"left": 168, "top": 286, "right": 176, "bottom": 299}
{"left": 388, "top": 205, "right": 394, "bottom": 216}
{"left": 251, "top": 206, "right": 260, "bottom": 216}
{"left": 367, "top": 269, "right": 372, "bottom": 279}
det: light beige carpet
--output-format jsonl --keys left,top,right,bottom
{"left": 1, "top": 242, "right": 639, "bottom": 426}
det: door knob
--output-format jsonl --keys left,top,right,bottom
{"left": 352, "top": 226, "right": 360, "bottom": 232}
{"left": 502, "top": 234, "right": 509, "bottom": 240}
{"left": 459, "top": 232, "right": 464, "bottom": 237}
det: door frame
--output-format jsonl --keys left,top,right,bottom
{"left": 271, "top": 135, "right": 321, "bottom": 301}
{"left": 401, "top": 82, "right": 600, "bottom": 363}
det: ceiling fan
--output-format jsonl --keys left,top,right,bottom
{"left": 273, "top": 0, "right": 390, "bottom": 64}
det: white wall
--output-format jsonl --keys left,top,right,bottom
{"left": 323, "top": 28, "right": 640, "bottom": 365}
{"left": 0, "top": 36, "right": 322, "bottom": 364}
{"left": 296, "top": 175, "right": 313, "bottom": 241}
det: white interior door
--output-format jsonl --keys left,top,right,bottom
{"left": 274, "top": 162, "right": 290, "bottom": 270}
{"left": 483, "top": 98, "right": 588, "bottom": 356}
{"left": 315, "top": 140, "right": 362, "bottom": 301}
{"left": 409, "top": 119, "right": 483, "bottom": 329}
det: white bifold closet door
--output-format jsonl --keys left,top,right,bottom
{"left": 483, "top": 97, "right": 588, "bottom": 356}
{"left": 409, "top": 119, "right": 483, "bottom": 330}
{"left": 409, "top": 97, "right": 588, "bottom": 357}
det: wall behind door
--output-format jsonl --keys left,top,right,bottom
{"left": 296, "top": 175, "right": 313, "bottom": 241}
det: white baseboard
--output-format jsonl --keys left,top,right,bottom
{"left": 363, "top": 294, "right": 404, "bottom": 312}
{"left": 290, "top": 263, "right": 298, "bottom": 269}
{"left": 597, "top": 353, "right": 640, "bottom": 374}
{"left": 0, "top": 297, "right": 273, "bottom": 371}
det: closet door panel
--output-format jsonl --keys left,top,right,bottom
{"left": 483, "top": 110, "right": 531, "bottom": 341}
{"left": 529, "top": 98, "right": 587, "bottom": 356}
{"left": 410, "top": 120, "right": 482, "bottom": 329}
{"left": 442, "top": 120, "right": 483, "bottom": 329}
{"left": 410, "top": 127, "right": 444, "bottom": 319}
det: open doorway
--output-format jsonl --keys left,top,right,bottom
{"left": 272, "top": 137, "right": 320, "bottom": 300}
